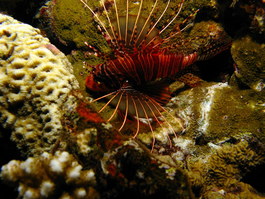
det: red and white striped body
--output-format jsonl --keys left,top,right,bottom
{"left": 80, "top": 0, "right": 230, "bottom": 148}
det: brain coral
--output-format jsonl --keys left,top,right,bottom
{"left": 0, "top": 14, "right": 79, "bottom": 156}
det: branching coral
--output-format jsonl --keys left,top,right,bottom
{"left": 1, "top": 151, "right": 98, "bottom": 199}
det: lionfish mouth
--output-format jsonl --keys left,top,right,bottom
{"left": 79, "top": 0, "right": 229, "bottom": 151}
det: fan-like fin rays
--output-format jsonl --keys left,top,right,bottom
{"left": 90, "top": 81, "right": 184, "bottom": 151}
{"left": 118, "top": 93, "right": 129, "bottom": 131}
{"left": 160, "top": 9, "right": 200, "bottom": 45}
{"left": 100, "top": 0, "right": 119, "bottom": 47}
{"left": 139, "top": 0, "right": 171, "bottom": 48}
{"left": 136, "top": 96, "right": 156, "bottom": 152}
{"left": 144, "top": 0, "right": 189, "bottom": 48}
{"left": 159, "top": 0, "right": 184, "bottom": 34}
{"left": 79, "top": 0, "right": 115, "bottom": 46}
{"left": 129, "top": 0, "right": 143, "bottom": 44}
{"left": 134, "top": 0, "right": 159, "bottom": 45}
{"left": 149, "top": 97, "right": 185, "bottom": 132}
{"left": 131, "top": 97, "right": 140, "bottom": 139}
{"left": 106, "top": 91, "right": 125, "bottom": 122}
{"left": 125, "top": 0, "right": 129, "bottom": 44}
{"left": 98, "top": 91, "right": 121, "bottom": 113}
{"left": 148, "top": 97, "right": 179, "bottom": 138}
{"left": 113, "top": 0, "right": 122, "bottom": 40}
{"left": 91, "top": 90, "right": 118, "bottom": 103}
{"left": 81, "top": 0, "right": 199, "bottom": 54}
{"left": 142, "top": 96, "right": 173, "bottom": 148}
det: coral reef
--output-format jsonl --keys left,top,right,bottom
{"left": 169, "top": 82, "right": 265, "bottom": 198}
{"left": 217, "top": 0, "right": 265, "bottom": 91}
{"left": 98, "top": 140, "right": 195, "bottom": 199}
{"left": 1, "top": 0, "right": 265, "bottom": 199}
{"left": 189, "top": 137, "right": 265, "bottom": 199}
{"left": 169, "top": 82, "right": 265, "bottom": 143}
{"left": 1, "top": 151, "right": 98, "bottom": 199}
{"left": 38, "top": 0, "right": 109, "bottom": 56}
{"left": 38, "top": 0, "right": 230, "bottom": 61}
{"left": 0, "top": 13, "right": 79, "bottom": 156}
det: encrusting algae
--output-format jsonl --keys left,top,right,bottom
{"left": 231, "top": 36, "right": 265, "bottom": 91}
{"left": 0, "top": 0, "right": 265, "bottom": 198}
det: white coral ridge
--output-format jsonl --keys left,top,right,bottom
{"left": 0, "top": 151, "right": 96, "bottom": 199}
{"left": 76, "top": 128, "right": 97, "bottom": 154}
{"left": 0, "top": 14, "right": 79, "bottom": 155}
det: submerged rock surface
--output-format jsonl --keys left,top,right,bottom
{"left": 0, "top": 0, "right": 265, "bottom": 198}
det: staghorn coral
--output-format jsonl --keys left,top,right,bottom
{"left": 1, "top": 151, "right": 99, "bottom": 199}
{"left": 0, "top": 14, "right": 79, "bottom": 156}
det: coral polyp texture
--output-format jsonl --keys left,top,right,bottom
{"left": 0, "top": 14, "right": 79, "bottom": 155}
{"left": 1, "top": 151, "right": 98, "bottom": 199}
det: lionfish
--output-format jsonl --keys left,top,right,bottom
{"left": 79, "top": 0, "right": 230, "bottom": 150}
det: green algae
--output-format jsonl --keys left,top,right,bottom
{"left": 171, "top": 82, "right": 265, "bottom": 144}
{"left": 230, "top": 36, "right": 265, "bottom": 91}
{"left": 168, "top": 20, "right": 231, "bottom": 56}
{"left": 51, "top": 0, "right": 110, "bottom": 52}
{"left": 48, "top": 0, "right": 223, "bottom": 55}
